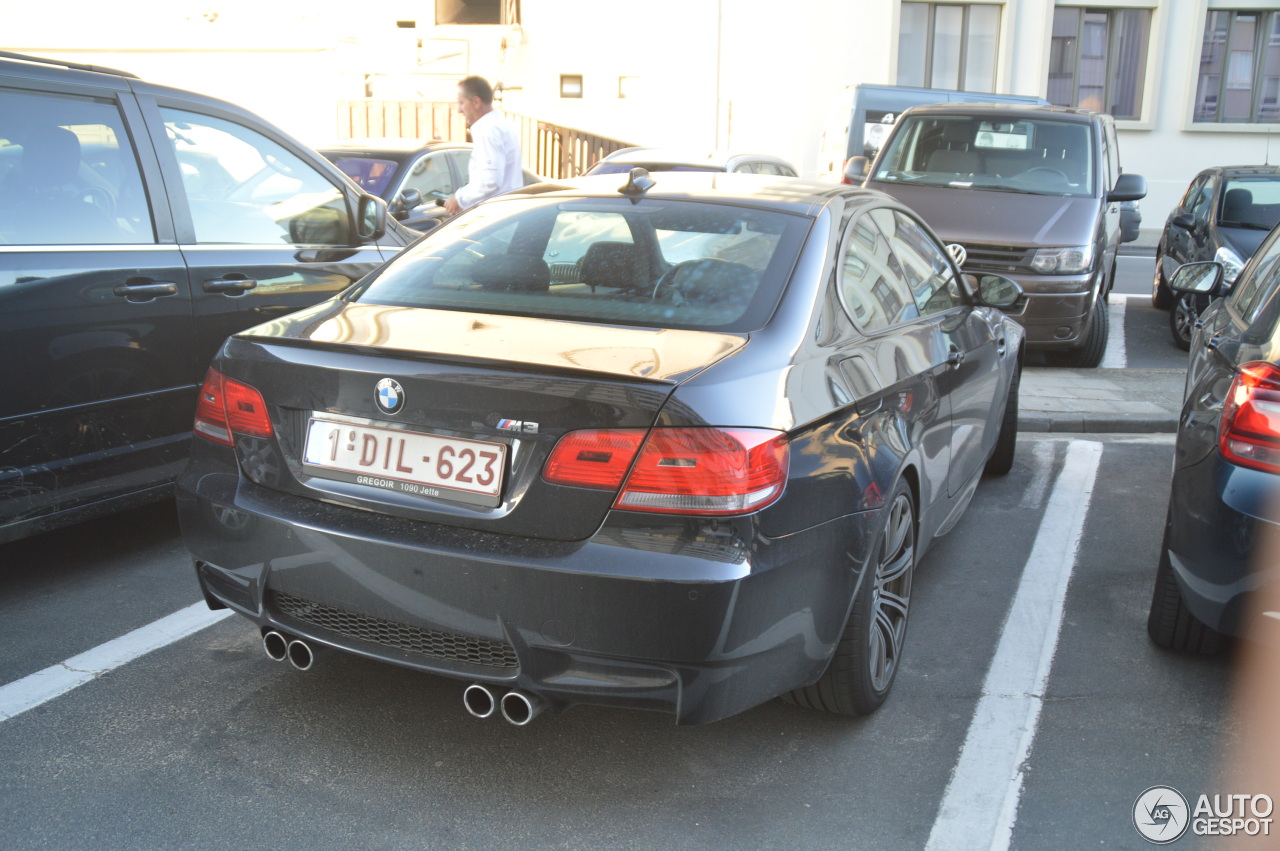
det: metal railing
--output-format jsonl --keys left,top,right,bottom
{"left": 337, "top": 100, "right": 635, "bottom": 179}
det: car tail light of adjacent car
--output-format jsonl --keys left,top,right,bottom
{"left": 1220, "top": 362, "right": 1280, "bottom": 474}
{"left": 194, "top": 367, "right": 274, "bottom": 446}
{"left": 543, "top": 427, "right": 789, "bottom": 516}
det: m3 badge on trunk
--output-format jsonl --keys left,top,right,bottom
{"left": 375, "top": 378, "right": 404, "bottom": 414}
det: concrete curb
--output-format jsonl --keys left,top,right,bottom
{"left": 1018, "top": 413, "right": 1177, "bottom": 433}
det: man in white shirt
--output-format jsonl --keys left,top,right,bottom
{"left": 444, "top": 76, "right": 524, "bottom": 215}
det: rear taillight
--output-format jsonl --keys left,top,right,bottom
{"left": 1220, "top": 362, "right": 1280, "bottom": 473}
{"left": 543, "top": 427, "right": 789, "bottom": 516}
{"left": 193, "top": 367, "right": 273, "bottom": 446}
{"left": 543, "top": 429, "right": 646, "bottom": 489}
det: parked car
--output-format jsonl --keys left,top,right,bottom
{"left": 585, "top": 147, "right": 798, "bottom": 177}
{"left": 1147, "top": 229, "right": 1280, "bottom": 652}
{"left": 853, "top": 103, "right": 1147, "bottom": 367}
{"left": 1151, "top": 165, "right": 1280, "bottom": 349}
{"left": 0, "top": 51, "right": 416, "bottom": 545}
{"left": 320, "top": 138, "right": 544, "bottom": 234}
{"left": 178, "top": 170, "right": 1025, "bottom": 725}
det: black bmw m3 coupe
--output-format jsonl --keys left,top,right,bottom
{"left": 179, "top": 170, "right": 1025, "bottom": 725}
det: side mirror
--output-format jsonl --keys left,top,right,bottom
{"left": 843, "top": 156, "right": 869, "bottom": 185}
{"left": 1168, "top": 261, "right": 1224, "bottom": 295}
{"left": 355, "top": 193, "right": 387, "bottom": 242}
{"left": 967, "top": 273, "right": 1023, "bottom": 309}
{"left": 1171, "top": 213, "right": 1195, "bottom": 231}
{"left": 1106, "top": 172, "right": 1147, "bottom": 202}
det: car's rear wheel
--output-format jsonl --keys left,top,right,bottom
{"left": 785, "top": 480, "right": 915, "bottom": 716}
{"left": 1169, "top": 294, "right": 1195, "bottom": 350}
{"left": 1147, "top": 523, "right": 1225, "bottom": 653}
{"left": 1152, "top": 250, "right": 1172, "bottom": 309}
{"left": 1047, "top": 293, "right": 1109, "bottom": 368}
{"left": 984, "top": 364, "right": 1020, "bottom": 476}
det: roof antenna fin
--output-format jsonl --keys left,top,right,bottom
{"left": 619, "top": 167, "right": 655, "bottom": 197}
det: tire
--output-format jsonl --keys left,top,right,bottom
{"left": 786, "top": 480, "right": 916, "bottom": 716}
{"left": 1169, "top": 294, "right": 1194, "bottom": 350}
{"left": 1152, "top": 250, "right": 1172, "bottom": 309}
{"left": 1147, "top": 524, "right": 1225, "bottom": 653}
{"left": 984, "top": 363, "right": 1020, "bottom": 476}
{"left": 1046, "top": 293, "right": 1109, "bottom": 368}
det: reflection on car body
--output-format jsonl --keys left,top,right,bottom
{"left": 1149, "top": 229, "right": 1280, "bottom": 652}
{"left": 179, "top": 171, "right": 1025, "bottom": 725}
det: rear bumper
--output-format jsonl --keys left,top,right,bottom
{"left": 1166, "top": 454, "right": 1280, "bottom": 639}
{"left": 177, "top": 457, "right": 881, "bottom": 725}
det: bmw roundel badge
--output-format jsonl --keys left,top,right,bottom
{"left": 375, "top": 378, "right": 405, "bottom": 415}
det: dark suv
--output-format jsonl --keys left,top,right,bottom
{"left": 857, "top": 103, "right": 1146, "bottom": 367}
{"left": 0, "top": 52, "right": 414, "bottom": 544}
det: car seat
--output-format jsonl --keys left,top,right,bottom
{"left": 470, "top": 253, "right": 551, "bottom": 292}
{"left": 926, "top": 123, "right": 980, "bottom": 174}
{"left": 1222, "top": 187, "right": 1255, "bottom": 226}
{"left": 580, "top": 242, "right": 648, "bottom": 292}
{"left": 6, "top": 125, "right": 119, "bottom": 244}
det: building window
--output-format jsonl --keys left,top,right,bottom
{"left": 560, "top": 75, "right": 583, "bottom": 99}
{"left": 618, "top": 76, "right": 638, "bottom": 99}
{"left": 1047, "top": 7, "right": 1150, "bottom": 120}
{"left": 1194, "top": 10, "right": 1280, "bottom": 123}
{"left": 435, "top": 0, "right": 519, "bottom": 25}
{"left": 898, "top": 3, "right": 1001, "bottom": 92}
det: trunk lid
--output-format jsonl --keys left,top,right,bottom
{"left": 221, "top": 300, "right": 748, "bottom": 540}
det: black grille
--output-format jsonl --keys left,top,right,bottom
{"left": 271, "top": 591, "right": 518, "bottom": 669}
{"left": 963, "top": 243, "right": 1034, "bottom": 273}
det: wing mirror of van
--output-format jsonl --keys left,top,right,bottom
{"left": 1168, "top": 261, "right": 1224, "bottom": 295}
{"left": 967, "top": 273, "right": 1023, "bottom": 309}
{"left": 356, "top": 193, "right": 388, "bottom": 242}
{"left": 1107, "top": 172, "right": 1147, "bottom": 203}
{"left": 393, "top": 187, "right": 423, "bottom": 218}
{"left": 842, "top": 156, "right": 869, "bottom": 185}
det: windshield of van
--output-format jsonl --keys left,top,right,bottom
{"left": 873, "top": 116, "right": 1095, "bottom": 197}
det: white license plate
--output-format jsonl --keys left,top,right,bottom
{"left": 302, "top": 417, "right": 506, "bottom": 507}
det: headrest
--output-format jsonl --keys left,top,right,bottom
{"left": 21, "top": 125, "right": 81, "bottom": 187}
{"left": 470, "top": 254, "right": 551, "bottom": 292}
{"left": 581, "top": 242, "right": 647, "bottom": 290}
{"left": 1223, "top": 187, "right": 1254, "bottom": 221}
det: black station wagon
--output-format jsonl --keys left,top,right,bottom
{"left": 0, "top": 52, "right": 414, "bottom": 544}
{"left": 178, "top": 170, "right": 1025, "bottom": 725}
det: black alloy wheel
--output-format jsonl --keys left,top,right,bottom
{"left": 785, "top": 479, "right": 916, "bottom": 716}
{"left": 1152, "top": 250, "right": 1172, "bottom": 309}
{"left": 1147, "top": 519, "right": 1225, "bottom": 653}
{"left": 1169, "top": 294, "right": 1195, "bottom": 351}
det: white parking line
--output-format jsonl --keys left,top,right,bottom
{"left": 0, "top": 602, "right": 232, "bottom": 722}
{"left": 926, "top": 440, "right": 1103, "bottom": 851}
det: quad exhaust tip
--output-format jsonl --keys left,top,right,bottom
{"left": 262, "top": 630, "right": 289, "bottom": 662}
{"left": 287, "top": 638, "right": 324, "bottom": 671}
{"left": 500, "top": 690, "right": 544, "bottom": 726}
{"left": 463, "top": 684, "right": 497, "bottom": 719}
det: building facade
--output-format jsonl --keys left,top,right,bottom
{"left": 6, "top": 0, "right": 1280, "bottom": 229}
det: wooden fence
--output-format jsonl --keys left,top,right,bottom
{"left": 337, "top": 100, "right": 635, "bottom": 179}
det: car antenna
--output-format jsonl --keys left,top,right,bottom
{"left": 619, "top": 167, "right": 655, "bottom": 198}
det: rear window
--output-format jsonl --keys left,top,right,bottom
{"left": 327, "top": 154, "right": 401, "bottom": 196}
{"left": 587, "top": 163, "right": 723, "bottom": 175}
{"left": 352, "top": 196, "right": 809, "bottom": 331}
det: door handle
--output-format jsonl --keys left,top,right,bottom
{"left": 946, "top": 347, "right": 966, "bottom": 367}
{"left": 113, "top": 281, "right": 178, "bottom": 302}
{"left": 203, "top": 277, "right": 258, "bottom": 294}
{"left": 1206, "top": 335, "right": 1222, "bottom": 351}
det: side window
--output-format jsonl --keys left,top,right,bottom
{"left": 837, "top": 213, "right": 918, "bottom": 331}
{"left": 160, "top": 108, "right": 349, "bottom": 245}
{"left": 1182, "top": 176, "right": 1208, "bottom": 213}
{"left": 1229, "top": 233, "right": 1280, "bottom": 323}
{"left": 401, "top": 152, "right": 456, "bottom": 201}
{"left": 732, "top": 163, "right": 754, "bottom": 173}
{"left": 871, "top": 208, "right": 963, "bottom": 316}
{"left": 0, "top": 87, "right": 155, "bottom": 245}
{"left": 453, "top": 150, "right": 472, "bottom": 184}
{"left": 1194, "top": 177, "right": 1219, "bottom": 227}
